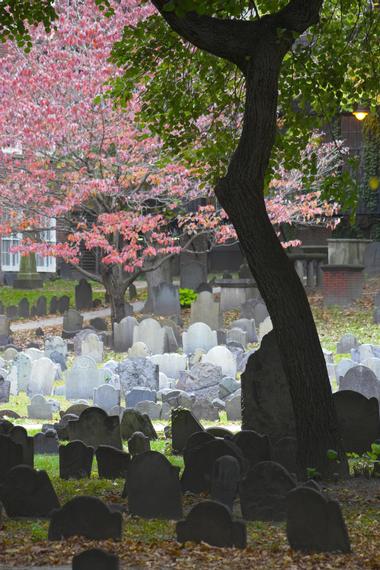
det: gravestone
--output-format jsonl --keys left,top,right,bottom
{"left": 48, "top": 496, "right": 122, "bottom": 540}
{"left": 62, "top": 308, "right": 83, "bottom": 338}
{"left": 0, "top": 419, "right": 14, "bottom": 434}
{"left": 15, "top": 352, "right": 32, "bottom": 392}
{"left": 93, "top": 384, "right": 120, "bottom": 413}
{"left": 44, "top": 336, "right": 67, "bottom": 360}
{"left": 211, "top": 455, "right": 240, "bottom": 511}
{"left": 113, "top": 316, "right": 137, "bottom": 353}
{"left": 59, "top": 440, "right": 94, "bottom": 479}
{"left": 252, "top": 301, "right": 269, "bottom": 326}
{"left": 192, "top": 398, "right": 219, "bottom": 421}
{"left": 0, "top": 465, "right": 59, "bottom": 517}
{"left": 128, "top": 431, "right": 150, "bottom": 456}
{"left": 9, "top": 426, "right": 34, "bottom": 467}
{"left": 90, "top": 317, "right": 108, "bottom": 331}
{"left": 66, "top": 355, "right": 101, "bottom": 399}
{"left": 150, "top": 353, "right": 187, "bottom": 379}
{"left": 181, "top": 438, "right": 245, "bottom": 493}
{"left": 133, "top": 318, "right": 167, "bottom": 355}
{"left": 126, "top": 387, "right": 156, "bottom": 408}
{"left": 172, "top": 408, "right": 204, "bottom": 454}
{"left": 151, "top": 282, "right": 181, "bottom": 318}
{"left": 128, "top": 341, "right": 150, "bottom": 358}
{"left": 28, "top": 394, "right": 54, "bottom": 420}
{"left": 240, "top": 461, "right": 296, "bottom": 521}
{"left": 227, "top": 328, "right": 247, "bottom": 347}
{"left": 286, "top": 487, "right": 351, "bottom": 553}
{"left": 336, "top": 334, "right": 358, "bottom": 354}
{"left": 182, "top": 322, "right": 218, "bottom": 354}
{"left": 241, "top": 331, "right": 295, "bottom": 442}
{"left": 50, "top": 350, "right": 67, "bottom": 372}
{"left": 0, "top": 315, "right": 10, "bottom": 346}
{"left": 3, "top": 346, "right": 18, "bottom": 361}
{"left": 96, "top": 445, "right": 130, "bottom": 479}
{"left": 6, "top": 305, "right": 17, "bottom": 319}
{"left": 135, "top": 400, "right": 162, "bottom": 420}
{"left": 117, "top": 358, "right": 159, "bottom": 397}
{"left": 72, "top": 549, "right": 119, "bottom": 570}
{"left": 233, "top": 430, "right": 272, "bottom": 469}
{"left": 67, "top": 407, "right": 122, "bottom": 450}
{"left": 339, "top": 365, "right": 380, "bottom": 400}
{"left": 177, "top": 362, "right": 223, "bottom": 400}
{"left": 33, "top": 430, "right": 59, "bottom": 454}
{"left": 81, "top": 333, "right": 103, "bottom": 363}
{"left": 75, "top": 279, "right": 93, "bottom": 310}
{"left": 120, "top": 409, "right": 157, "bottom": 441}
{"left": 125, "top": 451, "right": 183, "bottom": 520}
{"left": 176, "top": 501, "right": 246, "bottom": 548}
{"left": 36, "top": 296, "right": 47, "bottom": 316}
{"left": 25, "top": 347, "right": 44, "bottom": 361}
{"left": 28, "top": 357, "right": 57, "bottom": 396}
{"left": 225, "top": 391, "right": 241, "bottom": 421}
{"left": 365, "top": 357, "right": 380, "bottom": 380}
{"left": 0, "top": 377, "right": 10, "bottom": 403}
{"left": 18, "top": 298, "right": 30, "bottom": 318}
{"left": 333, "top": 390, "right": 380, "bottom": 454}
{"left": 196, "top": 282, "right": 213, "bottom": 293}
{"left": 190, "top": 291, "right": 222, "bottom": 331}
{"left": 219, "top": 377, "right": 240, "bottom": 400}
{"left": 49, "top": 296, "right": 58, "bottom": 314}
{"left": 203, "top": 346, "right": 237, "bottom": 378}
{"left": 0, "top": 435, "right": 23, "bottom": 481}
{"left": 364, "top": 241, "right": 380, "bottom": 276}
{"left": 180, "top": 260, "right": 207, "bottom": 291}
{"left": 335, "top": 359, "right": 356, "bottom": 383}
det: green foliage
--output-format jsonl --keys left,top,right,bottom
{"left": 327, "top": 449, "right": 338, "bottom": 461}
{"left": 179, "top": 288, "right": 197, "bottom": 307}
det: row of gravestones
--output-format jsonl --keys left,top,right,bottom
{"left": 0, "top": 418, "right": 350, "bottom": 554}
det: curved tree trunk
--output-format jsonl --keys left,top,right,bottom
{"left": 101, "top": 265, "right": 131, "bottom": 324}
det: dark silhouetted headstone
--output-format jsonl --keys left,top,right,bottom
{"left": 67, "top": 407, "right": 122, "bottom": 450}
{"left": 176, "top": 501, "right": 246, "bottom": 548}
{"left": 120, "top": 409, "right": 157, "bottom": 441}
{"left": 0, "top": 377, "right": 10, "bottom": 403}
{"left": 171, "top": 408, "right": 204, "bottom": 454}
{"left": 0, "top": 434, "right": 23, "bottom": 481}
{"left": 58, "top": 295, "right": 70, "bottom": 314}
{"left": 72, "top": 549, "right": 119, "bottom": 570}
{"left": 127, "top": 432, "right": 150, "bottom": 456}
{"left": 34, "top": 430, "right": 59, "bottom": 454}
{"left": 89, "top": 317, "right": 108, "bottom": 331}
{"left": 75, "top": 279, "right": 93, "bottom": 311}
{"left": 286, "top": 487, "right": 351, "bottom": 553}
{"left": 9, "top": 426, "right": 34, "bottom": 467}
{"left": 49, "top": 296, "right": 58, "bottom": 314}
{"left": 18, "top": 298, "right": 30, "bottom": 318}
{"left": 59, "top": 440, "right": 94, "bottom": 480}
{"left": 233, "top": 430, "right": 272, "bottom": 469}
{"left": 36, "top": 296, "right": 47, "bottom": 316}
{"left": 48, "top": 496, "right": 122, "bottom": 540}
{"left": 0, "top": 465, "right": 60, "bottom": 517}
{"left": 96, "top": 445, "right": 130, "bottom": 479}
{"left": 211, "top": 455, "right": 240, "bottom": 511}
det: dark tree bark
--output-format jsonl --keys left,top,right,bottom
{"left": 150, "top": 0, "right": 348, "bottom": 477}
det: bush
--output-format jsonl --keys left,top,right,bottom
{"left": 179, "top": 288, "right": 197, "bottom": 308}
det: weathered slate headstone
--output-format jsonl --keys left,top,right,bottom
{"left": 135, "top": 400, "right": 162, "bottom": 420}
{"left": 133, "top": 318, "right": 167, "bottom": 354}
{"left": 96, "top": 445, "right": 130, "bottom": 479}
{"left": 67, "top": 407, "right": 122, "bottom": 450}
{"left": 62, "top": 308, "right": 83, "bottom": 338}
{"left": 9, "top": 426, "right": 34, "bottom": 467}
{"left": 113, "top": 316, "right": 137, "bottom": 353}
{"left": 28, "top": 394, "right": 54, "bottom": 420}
{"left": 75, "top": 279, "right": 93, "bottom": 310}
{"left": 49, "top": 296, "right": 58, "bottom": 314}
{"left": 48, "top": 496, "right": 122, "bottom": 540}
{"left": 128, "top": 431, "right": 151, "bottom": 456}
{"left": 226, "top": 327, "right": 247, "bottom": 347}
{"left": 182, "top": 322, "right": 218, "bottom": 354}
{"left": 120, "top": 409, "right": 157, "bottom": 441}
{"left": 171, "top": 408, "right": 204, "bottom": 454}
{"left": 59, "top": 440, "right": 94, "bottom": 479}
{"left": 151, "top": 282, "right": 181, "bottom": 317}
{"left": 211, "top": 455, "right": 240, "bottom": 511}
{"left": 192, "top": 398, "right": 219, "bottom": 421}
{"left": 93, "top": 384, "right": 120, "bottom": 413}
{"left": 286, "top": 487, "right": 351, "bottom": 553}
{"left": 335, "top": 358, "right": 356, "bottom": 383}
{"left": 126, "top": 387, "right": 156, "bottom": 408}
{"left": 34, "top": 430, "right": 59, "bottom": 454}
{"left": 333, "top": 390, "right": 380, "bottom": 454}
{"left": 339, "top": 365, "right": 380, "bottom": 400}
{"left": 336, "top": 333, "right": 358, "bottom": 354}
{"left": 6, "top": 305, "right": 18, "bottom": 319}
{"left": 18, "top": 298, "right": 30, "bottom": 318}
{"left": 36, "top": 296, "right": 47, "bottom": 316}
{"left": 0, "top": 435, "right": 23, "bottom": 481}
{"left": 66, "top": 355, "right": 101, "bottom": 399}
{"left": 72, "top": 549, "right": 119, "bottom": 570}
{"left": 240, "top": 461, "right": 296, "bottom": 521}
{"left": 176, "top": 501, "right": 246, "bottom": 548}
{"left": 125, "top": 451, "right": 183, "bottom": 520}
{"left": 233, "top": 430, "right": 272, "bottom": 469}
{"left": 0, "top": 465, "right": 59, "bottom": 517}
{"left": 190, "top": 291, "right": 222, "bottom": 331}
{"left": 241, "top": 330, "right": 295, "bottom": 442}
{"left": 118, "top": 358, "right": 159, "bottom": 397}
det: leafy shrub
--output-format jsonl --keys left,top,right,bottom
{"left": 179, "top": 288, "right": 197, "bottom": 308}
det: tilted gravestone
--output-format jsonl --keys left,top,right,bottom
{"left": 171, "top": 408, "right": 204, "bottom": 454}
{"left": 211, "top": 455, "right": 240, "bottom": 512}
{"left": 0, "top": 465, "right": 59, "bottom": 517}
{"left": 33, "top": 430, "right": 59, "bottom": 454}
{"left": 127, "top": 431, "right": 151, "bottom": 456}
{"left": 66, "top": 355, "right": 101, "bottom": 400}
{"left": 48, "top": 496, "right": 122, "bottom": 540}
{"left": 28, "top": 394, "right": 54, "bottom": 420}
{"left": 333, "top": 390, "right": 380, "bottom": 454}
{"left": 181, "top": 437, "right": 245, "bottom": 493}
{"left": 67, "top": 407, "right": 122, "bottom": 450}
{"left": 113, "top": 316, "right": 137, "bottom": 353}
{"left": 75, "top": 279, "right": 93, "bottom": 310}
{"left": 125, "top": 451, "right": 183, "bottom": 520}
{"left": 286, "top": 487, "right": 351, "bottom": 553}
{"left": 120, "top": 409, "right": 157, "bottom": 441}
{"left": 240, "top": 461, "right": 296, "bottom": 521}
{"left": 339, "top": 365, "right": 380, "bottom": 401}
{"left": 59, "top": 440, "right": 94, "bottom": 480}
{"left": 96, "top": 445, "right": 130, "bottom": 479}
{"left": 233, "top": 430, "right": 272, "bottom": 470}
{"left": 225, "top": 391, "right": 241, "bottom": 421}
{"left": 117, "top": 358, "right": 159, "bottom": 398}
{"left": 72, "top": 549, "right": 119, "bottom": 570}
{"left": 0, "top": 434, "right": 23, "bottom": 481}
{"left": 176, "top": 501, "right": 246, "bottom": 549}
{"left": 241, "top": 330, "right": 296, "bottom": 442}
{"left": 9, "top": 425, "right": 34, "bottom": 467}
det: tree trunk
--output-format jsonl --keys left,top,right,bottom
{"left": 216, "top": 55, "right": 348, "bottom": 478}
{"left": 101, "top": 265, "right": 131, "bottom": 324}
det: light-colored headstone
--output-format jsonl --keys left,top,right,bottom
{"left": 65, "top": 355, "right": 101, "bottom": 399}
{"left": 202, "top": 346, "right": 237, "bottom": 378}
{"left": 364, "top": 357, "right": 380, "bottom": 380}
{"left": 14, "top": 352, "right": 32, "bottom": 392}
{"left": 93, "top": 383, "right": 120, "bottom": 412}
{"left": 133, "top": 318, "right": 167, "bottom": 355}
{"left": 190, "top": 291, "right": 222, "bottom": 331}
{"left": 226, "top": 328, "right": 247, "bottom": 348}
{"left": 28, "top": 357, "right": 57, "bottom": 396}
{"left": 113, "top": 316, "right": 138, "bottom": 352}
{"left": 150, "top": 353, "right": 187, "bottom": 379}
{"left": 335, "top": 359, "right": 356, "bottom": 382}
{"left": 182, "top": 322, "right": 218, "bottom": 354}
{"left": 352, "top": 344, "right": 376, "bottom": 364}
{"left": 3, "top": 347, "right": 18, "bottom": 361}
{"left": 177, "top": 362, "right": 223, "bottom": 399}
{"left": 117, "top": 357, "right": 159, "bottom": 396}
{"left": 25, "top": 347, "right": 44, "bottom": 361}
{"left": 128, "top": 342, "right": 151, "bottom": 358}
{"left": 44, "top": 336, "right": 67, "bottom": 359}
{"left": 230, "top": 318, "right": 257, "bottom": 343}
{"left": 81, "top": 332, "right": 103, "bottom": 363}
{"left": 258, "top": 317, "right": 273, "bottom": 340}
{"left": 336, "top": 334, "right": 358, "bottom": 354}
{"left": 339, "top": 365, "right": 380, "bottom": 400}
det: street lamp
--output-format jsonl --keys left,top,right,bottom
{"left": 352, "top": 104, "right": 369, "bottom": 121}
